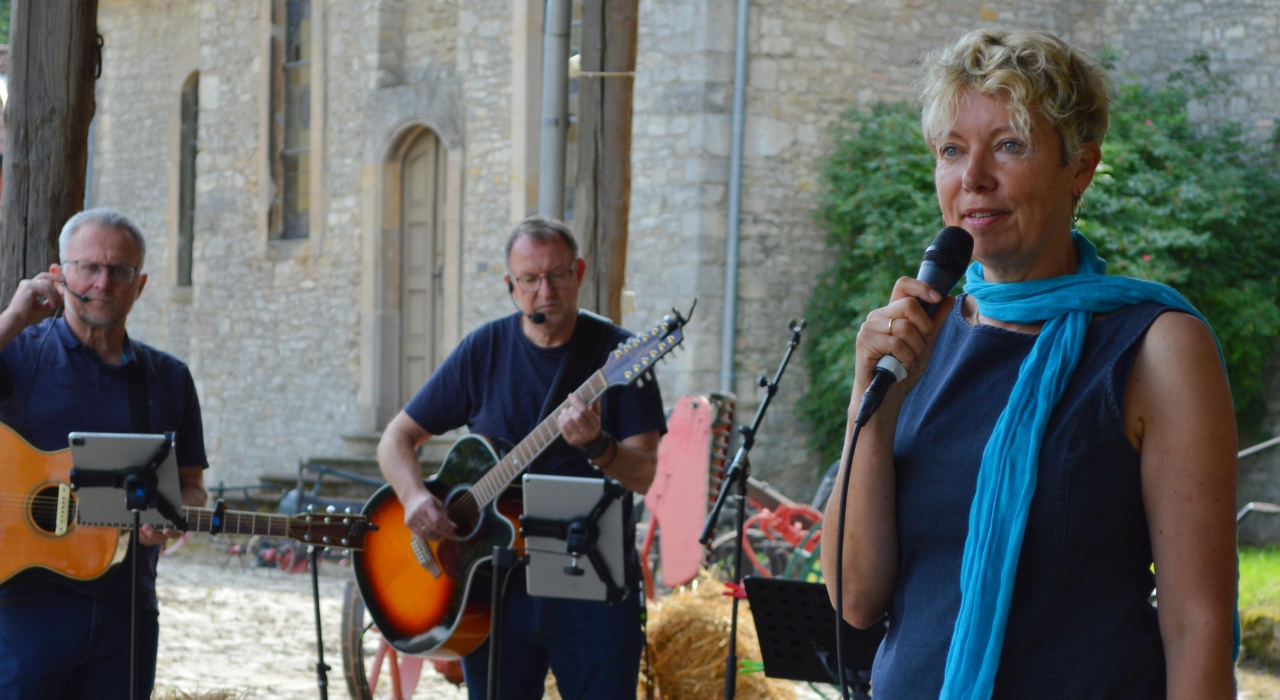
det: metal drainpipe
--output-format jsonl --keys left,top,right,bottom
{"left": 537, "top": 0, "right": 572, "bottom": 219}
{"left": 720, "top": 0, "right": 750, "bottom": 394}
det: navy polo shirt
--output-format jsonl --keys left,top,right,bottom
{"left": 0, "top": 316, "right": 207, "bottom": 609}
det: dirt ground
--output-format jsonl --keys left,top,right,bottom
{"left": 151, "top": 538, "right": 1280, "bottom": 700}
{"left": 152, "top": 537, "right": 466, "bottom": 700}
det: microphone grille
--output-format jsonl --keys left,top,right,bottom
{"left": 925, "top": 226, "right": 974, "bottom": 274}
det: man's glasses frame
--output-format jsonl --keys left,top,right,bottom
{"left": 62, "top": 259, "right": 141, "bottom": 285}
{"left": 510, "top": 265, "right": 576, "bottom": 293}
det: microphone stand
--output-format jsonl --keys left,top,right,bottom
{"left": 308, "top": 544, "right": 331, "bottom": 700}
{"left": 699, "top": 319, "right": 805, "bottom": 700}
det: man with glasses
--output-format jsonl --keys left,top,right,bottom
{"left": 0, "top": 207, "right": 208, "bottom": 700}
{"left": 378, "top": 215, "right": 665, "bottom": 699}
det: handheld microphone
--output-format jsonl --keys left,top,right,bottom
{"left": 854, "top": 226, "right": 973, "bottom": 426}
{"left": 507, "top": 280, "right": 546, "bottom": 324}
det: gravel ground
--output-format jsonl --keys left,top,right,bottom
{"left": 150, "top": 538, "right": 1280, "bottom": 699}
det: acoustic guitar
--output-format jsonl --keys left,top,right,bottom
{"left": 0, "top": 422, "right": 370, "bottom": 586}
{"left": 352, "top": 307, "right": 689, "bottom": 659}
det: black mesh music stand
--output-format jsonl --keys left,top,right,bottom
{"left": 742, "top": 576, "right": 886, "bottom": 698}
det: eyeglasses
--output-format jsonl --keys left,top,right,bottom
{"left": 62, "top": 259, "right": 141, "bottom": 285}
{"left": 511, "top": 266, "right": 575, "bottom": 292}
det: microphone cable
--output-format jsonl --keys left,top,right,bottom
{"left": 829, "top": 226, "right": 972, "bottom": 699}
{"left": 832, "top": 415, "right": 866, "bottom": 699}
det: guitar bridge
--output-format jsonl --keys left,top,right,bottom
{"left": 55, "top": 483, "right": 72, "bottom": 536}
{"left": 410, "top": 535, "right": 443, "bottom": 578}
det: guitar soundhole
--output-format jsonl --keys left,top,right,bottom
{"left": 444, "top": 489, "right": 481, "bottom": 538}
{"left": 29, "top": 485, "right": 73, "bottom": 535}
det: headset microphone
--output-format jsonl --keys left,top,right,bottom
{"left": 507, "top": 280, "right": 547, "bottom": 324}
{"left": 60, "top": 277, "right": 91, "bottom": 303}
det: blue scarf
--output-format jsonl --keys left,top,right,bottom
{"left": 939, "top": 231, "right": 1237, "bottom": 698}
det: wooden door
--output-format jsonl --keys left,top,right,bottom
{"left": 399, "top": 132, "right": 446, "bottom": 404}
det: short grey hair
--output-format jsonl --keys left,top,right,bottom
{"left": 504, "top": 215, "right": 579, "bottom": 263}
{"left": 59, "top": 208, "right": 148, "bottom": 268}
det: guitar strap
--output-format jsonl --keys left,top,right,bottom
{"left": 126, "top": 340, "right": 150, "bottom": 433}
{"left": 530, "top": 310, "right": 614, "bottom": 471}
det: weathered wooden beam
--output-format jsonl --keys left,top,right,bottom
{"left": 574, "top": 0, "right": 638, "bottom": 323}
{"left": 0, "top": 0, "right": 99, "bottom": 304}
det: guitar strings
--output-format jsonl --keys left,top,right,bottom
{"left": 441, "top": 381, "right": 611, "bottom": 528}
{"left": 0, "top": 497, "right": 330, "bottom": 538}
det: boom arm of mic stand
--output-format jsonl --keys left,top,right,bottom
{"left": 698, "top": 319, "right": 805, "bottom": 545}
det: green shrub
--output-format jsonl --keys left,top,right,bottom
{"left": 803, "top": 55, "right": 1280, "bottom": 467}
{"left": 1239, "top": 546, "right": 1280, "bottom": 613}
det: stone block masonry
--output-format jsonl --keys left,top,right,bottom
{"left": 93, "top": 0, "right": 1279, "bottom": 505}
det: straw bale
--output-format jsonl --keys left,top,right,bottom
{"left": 541, "top": 573, "right": 793, "bottom": 699}
{"left": 641, "top": 574, "right": 795, "bottom": 700}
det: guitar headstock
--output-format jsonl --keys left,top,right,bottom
{"left": 601, "top": 301, "right": 695, "bottom": 388}
{"left": 287, "top": 509, "right": 372, "bottom": 550}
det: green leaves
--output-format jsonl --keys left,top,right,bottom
{"left": 803, "top": 57, "right": 1280, "bottom": 466}
{"left": 802, "top": 103, "right": 942, "bottom": 461}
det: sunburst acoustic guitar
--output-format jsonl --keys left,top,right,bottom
{"left": 352, "top": 307, "right": 689, "bottom": 659}
{"left": 0, "top": 423, "right": 370, "bottom": 585}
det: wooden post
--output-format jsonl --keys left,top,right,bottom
{"left": 0, "top": 0, "right": 100, "bottom": 304}
{"left": 573, "top": 0, "right": 638, "bottom": 322}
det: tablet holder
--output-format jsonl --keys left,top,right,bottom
{"left": 68, "top": 431, "right": 186, "bottom": 700}
{"left": 519, "top": 477, "right": 628, "bottom": 605}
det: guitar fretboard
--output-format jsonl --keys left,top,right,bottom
{"left": 468, "top": 371, "right": 610, "bottom": 509}
{"left": 79, "top": 507, "right": 294, "bottom": 538}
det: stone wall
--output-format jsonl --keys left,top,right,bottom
{"left": 627, "top": 0, "right": 1280, "bottom": 500}
{"left": 91, "top": 0, "right": 1280, "bottom": 504}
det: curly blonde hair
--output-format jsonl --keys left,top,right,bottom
{"left": 918, "top": 29, "right": 1111, "bottom": 164}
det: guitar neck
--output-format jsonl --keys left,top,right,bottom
{"left": 79, "top": 507, "right": 295, "bottom": 540}
{"left": 469, "top": 371, "right": 609, "bottom": 508}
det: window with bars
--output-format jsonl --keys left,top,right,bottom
{"left": 270, "top": 0, "right": 311, "bottom": 240}
{"left": 177, "top": 73, "right": 198, "bottom": 286}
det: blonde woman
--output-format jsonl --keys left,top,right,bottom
{"left": 823, "top": 29, "right": 1237, "bottom": 698}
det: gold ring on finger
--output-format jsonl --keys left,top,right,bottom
{"left": 887, "top": 317, "right": 895, "bottom": 335}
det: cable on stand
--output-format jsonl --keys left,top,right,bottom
{"left": 698, "top": 319, "right": 805, "bottom": 700}
{"left": 308, "top": 543, "right": 331, "bottom": 700}
{"left": 486, "top": 545, "right": 523, "bottom": 700}
{"left": 69, "top": 432, "right": 188, "bottom": 700}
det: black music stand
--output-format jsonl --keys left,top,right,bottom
{"left": 742, "top": 576, "right": 886, "bottom": 700}
{"left": 68, "top": 431, "right": 188, "bottom": 700}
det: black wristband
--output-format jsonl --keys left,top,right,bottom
{"left": 581, "top": 430, "right": 614, "bottom": 460}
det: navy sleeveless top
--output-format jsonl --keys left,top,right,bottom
{"left": 871, "top": 296, "right": 1174, "bottom": 698}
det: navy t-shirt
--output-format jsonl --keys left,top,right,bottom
{"left": 405, "top": 312, "right": 666, "bottom": 476}
{"left": 0, "top": 316, "right": 208, "bottom": 610}
{"left": 405, "top": 312, "right": 667, "bottom": 584}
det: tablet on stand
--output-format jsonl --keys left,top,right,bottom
{"left": 521, "top": 473, "right": 627, "bottom": 603}
{"left": 69, "top": 431, "right": 185, "bottom": 529}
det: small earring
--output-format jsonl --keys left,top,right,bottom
{"left": 1072, "top": 195, "right": 1083, "bottom": 224}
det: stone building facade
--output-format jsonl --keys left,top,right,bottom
{"left": 92, "top": 0, "right": 1279, "bottom": 504}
